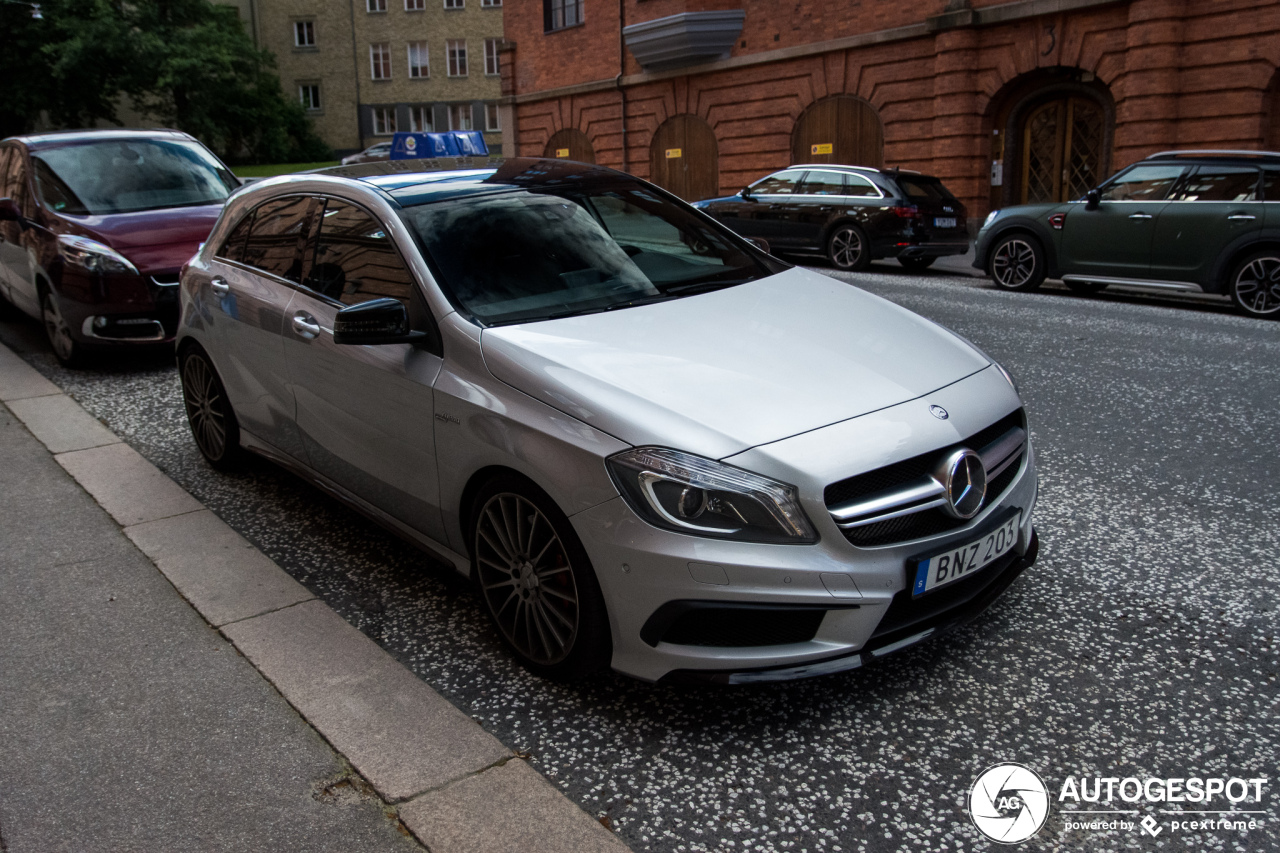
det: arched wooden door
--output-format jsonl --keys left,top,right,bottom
{"left": 791, "top": 96, "right": 883, "bottom": 167}
{"left": 1020, "top": 96, "right": 1105, "bottom": 203}
{"left": 649, "top": 115, "right": 718, "bottom": 201}
{"left": 544, "top": 128, "right": 595, "bottom": 163}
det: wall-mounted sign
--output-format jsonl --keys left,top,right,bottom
{"left": 665, "top": 148, "right": 683, "bottom": 159}
{"left": 991, "top": 160, "right": 1004, "bottom": 187}
{"left": 555, "top": 148, "right": 570, "bottom": 158}
{"left": 811, "top": 143, "right": 834, "bottom": 155}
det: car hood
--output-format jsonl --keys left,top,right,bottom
{"left": 480, "top": 267, "right": 990, "bottom": 460}
{"left": 50, "top": 204, "right": 224, "bottom": 273}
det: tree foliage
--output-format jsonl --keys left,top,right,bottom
{"left": 0, "top": 0, "right": 330, "bottom": 164}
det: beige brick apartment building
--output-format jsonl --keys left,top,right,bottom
{"left": 229, "top": 0, "right": 505, "bottom": 155}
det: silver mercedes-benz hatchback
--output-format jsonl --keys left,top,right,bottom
{"left": 176, "top": 158, "right": 1038, "bottom": 683}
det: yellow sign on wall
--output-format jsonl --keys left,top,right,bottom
{"left": 811, "top": 143, "right": 834, "bottom": 155}
{"left": 665, "top": 148, "right": 683, "bottom": 159}
{"left": 555, "top": 148, "right": 570, "bottom": 158}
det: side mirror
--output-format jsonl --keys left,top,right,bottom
{"left": 333, "top": 298, "right": 428, "bottom": 346}
{"left": 1085, "top": 189, "right": 1101, "bottom": 211}
{"left": 0, "top": 197, "right": 24, "bottom": 224}
{"left": 740, "top": 186, "right": 755, "bottom": 201}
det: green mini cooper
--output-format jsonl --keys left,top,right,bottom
{"left": 973, "top": 151, "right": 1280, "bottom": 318}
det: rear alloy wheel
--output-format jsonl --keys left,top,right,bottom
{"left": 897, "top": 256, "right": 936, "bottom": 272}
{"left": 989, "top": 234, "right": 1046, "bottom": 292}
{"left": 471, "top": 477, "right": 610, "bottom": 680}
{"left": 180, "top": 346, "right": 242, "bottom": 469}
{"left": 827, "top": 224, "right": 871, "bottom": 271}
{"left": 1229, "top": 251, "right": 1280, "bottom": 318}
{"left": 41, "top": 290, "right": 82, "bottom": 367}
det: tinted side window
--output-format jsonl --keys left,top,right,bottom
{"left": 242, "top": 196, "right": 316, "bottom": 282}
{"left": 796, "top": 171, "right": 846, "bottom": 195}
{"left": 1176, "top": 166, "right": 1259, "bottom": 202}
{"left": 751, "top": 169, "right": 806, "bottom": 195}
{"left": 895, "top": 175, "right": 956, "bottom": 201}
{"left": 1264, "top": 170, "right": 1280, "bottom": 201}
{"left": 216, "top": 211, "right": 255, "bottom": 263}
{"left": 307, "top": 200, "right": 414, "bottom": 305}
{"left": 844, "top": 174, "right": 881, "bottom": 198}
{"left": 1098, "top": 165, "right": 1185, "bottom": 202}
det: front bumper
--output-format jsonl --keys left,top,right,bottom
{"left": 58, "top": 274, "right": 181, "bottom": 346}
{"left": 573, "top": 366, "right": 1037, "bottom": 683}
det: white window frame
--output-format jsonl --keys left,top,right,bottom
{"left": 299, "top": 84, "right": 321, "bottom": 111}
{"left": 407, "top": 41, "right": 429, "bottom": 78}
{"left": 485, "top": 103, "right": 501, "bottom": 132}
{"left": 366, "top": 0, "right": 386, "bottom": 12}
{"left": 293, "top": 20, "right": 315, "bottom": 47}
{"left": 410, "top": 106, "right": 433, "bottom": 133}
{"left": 446, "top": 39, "right": 467, "bottom": 77}
{"left": 370, "top": 43, "right": 392, "bottom": 80}
{"left": 448, "top": 104, "right": 473, "bottom": 131}
{"left": 481, "top": 0, "right": 501, "bottom": 6}
{"left": 483, "top": 38, "right": 500, "bottom": 76}
{"left": 405, "top": 0, "right": 424, "bottom": 9}
{"left": 372, "top": 107, "right": 397, "bottom": 136}
{"left": 443, "top": 0, "right": 463, "bottom": 7}
{"left": 545, "top": 0, "right": 583, "bottom": 31}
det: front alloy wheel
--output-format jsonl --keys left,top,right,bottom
{"left": 180, "top": 347, "right": 241, "bottom": 469}
{"left": 472, "top": 478, "right": 610, "bottom": 679}
{"left": 827, "top": 224, "right": 871, "bottom": 271}
{"left": 989, "top": 235, "right": 1045, "bottom": 292}
{"left": 1230, "top": 252, "right": 1280, "bottom": 318}
{"left": 41, "top": 291, "right": 81, "bottom": 367}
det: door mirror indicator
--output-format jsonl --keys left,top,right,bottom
{"left": 333, "top": 298, "right": 428, "bottom": 346}
{"left": 1085, "top": 189, "right": 1101, "bottom": 210}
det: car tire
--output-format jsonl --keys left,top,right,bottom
{"left": 1228, "top": 250, "right": 1280, "bottom": 319}
{"left": 989, "top": 234, "right": 1046, "bottom": 292}
{"left": 179, "top": 344, "right": 243, "bottom": 470}
{"left": 470, "top": 474, "right": 611, "bottom": 681}
{"left": 897, "top": 256, "right": 936, "bottom": 272}
{"left": 40, "top": 289, "right": 84, "bottom": 368}
{"left": 1064, "top": 280, "right": 1107, "bottom": 295}
{"left": 827, "top": 223, "right": 872, "bottom": 271}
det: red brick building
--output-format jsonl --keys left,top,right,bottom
{"left": 501, "top": 0, "right": 1280, "bottom": 219}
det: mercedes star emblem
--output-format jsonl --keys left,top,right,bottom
{"left": 937, "top": 448, "right": 987, "bottom": 519}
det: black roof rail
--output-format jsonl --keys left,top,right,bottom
{"left": 1146, "top": 149, "right": 1280, "bottom": 162}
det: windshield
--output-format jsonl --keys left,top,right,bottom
{"left": 399, "top": 184, "right": 769, "bottom": 325}
{"left": 32, "top": 139, "right": 238, "bottom": 215}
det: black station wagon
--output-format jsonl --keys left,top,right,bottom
{"left": 974, "top": 150, "right": 1280, "bottom": 318}
{"left": 694, "top": 164, "right": 970, "bottom": 272}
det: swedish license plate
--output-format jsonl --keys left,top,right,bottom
{"left": 910, "top": 513, "right": 1021, "bottom": 596}
{"left": 934, "top": 217, "right": 957, "bottom": 229}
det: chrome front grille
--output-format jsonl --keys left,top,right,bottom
{"left": 825, "top": 410, "right": 1026, "bottom": 547}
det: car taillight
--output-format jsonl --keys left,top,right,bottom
{"left": 888, "top": 205, "right": 921, "bottom": 219}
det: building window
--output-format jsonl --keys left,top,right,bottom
{"left": 372, "top": 107, "right": 396, "bottom": 135}
{"left": 481, "top": 0, "right": 500, "bottom": 6}
{"left": 408, "top": 42, "right": 429, "bottom": 78}
{"left": 410, "top": 106, "right": 433, "bottom": 132}
{"left": 370, "top": 43, "right": 392, "bottom": 80}
{"left": 483, "top": 38, "right": 500, "bottom": 76}
{"left": 485, "top": 103, "right": 500, "bottom": 132}
{"left": 447, "top": 39, "right": 467, "bottom": 77}
{"left": 299, "top": 84, "right": 321, "bottom": 111}
{"left": 544, "top": 0, "right": 582, "bottom": 31}
{"left": 405, "top": 0, "right": 424, "bottom": 8}
{"left": 293, "top": 20, "right": 315, "bottom": 47}
{"left": 366, "top": 0, "right": 386, "bottom": 12}
{"left": 448, "top": 104, "right": 473, "bottom": 131}
{"left": 443, "top": 0, "right": 463, "bottom": 7}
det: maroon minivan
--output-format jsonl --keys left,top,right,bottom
{"left": 0, "top": 129, "right": 239, "bottom": 365}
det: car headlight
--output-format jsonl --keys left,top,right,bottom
{"left": 607, "top": 447, "right": 818, "bottom": 544}
{"left": 983, "top": 210, "right": 1001, "bottom": 228}
{"left": 57, "top": 235, "right": 138, "bottom": 275}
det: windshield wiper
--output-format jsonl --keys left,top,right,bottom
{"left": 659, "top": 278, "right": 751, "bottom": 296}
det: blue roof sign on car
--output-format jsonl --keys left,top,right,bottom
{"left": 391, "top": 131, "right": 489, "bottom": 160}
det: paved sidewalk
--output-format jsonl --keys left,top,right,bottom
{"left": 0, "top": 342, "right": 628, "bottom": 853}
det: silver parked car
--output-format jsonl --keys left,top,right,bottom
{"left": 176, "top": 159, "right": 1039, "bottom": 683}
